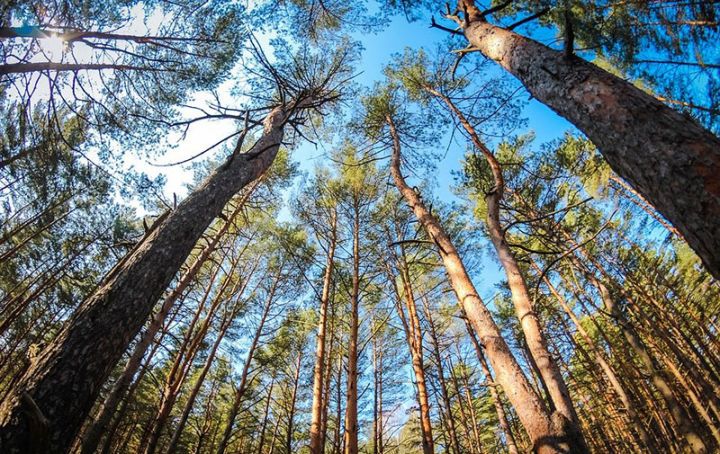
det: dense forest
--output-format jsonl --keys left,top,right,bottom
{"left": 1, "top": 0, "right": 719, "bottom": 453}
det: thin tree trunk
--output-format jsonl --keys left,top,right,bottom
{"left": 422, "top": 298, "right": 461, "bottom": 454}
{"left": 531, "top": 259, "right": 653, "bottom": 449}
{"left": 385, "top": 246, "right": 434, "bottom": 454}
{"left": 459, "top": 1, "right": 720, "bottom": 279}
{"left": 165, "top": 304, "right": 237, "bottom": 453}
{"left": 310, "top": 209, "right": 338, "bottom": 454}
{"left": 590, "top": 269, "right": 707, "bottom": 453}
{"left": 387, "top": 113, "right": 576, "bottom": 454}
{"left": 343, "top": 199, "right": 360, "bottom": 454}
{"left": 216, "top": 269, "right": 281, "bottom": 454}
{"left": 255, "top": 377, "right": 276, "bottom": 454}
{"left": 286, "top": 352, "right": 302, "bottom": 453}
{"left": 0, "top": 106, "right": 290, "bottom": 453}
{"left": 462, "top": 316, "right": 519, "bottom": 454}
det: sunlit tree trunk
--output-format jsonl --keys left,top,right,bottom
{"left": 426, "top": 87, "right": 585, "bottom": 447}
{"left": 384, "top": 244, "right": 434, "bottom": 454}
{"left": 143, "top": 253, "right": 237, "bottom": 454}
{"left": 457, "top": 0, "right": 720, "bottom": 279}
{"left": 462, "top": 315, "right": 519, "bottom": 454}
{"left": 310, "top": 208, "right": 338, "bottom": 454}
{"left": 343, "top": 197, "right": 361, "bottom": 454}
{"left": 422, "top": 298, "right": 461, "bottom": 454}
{"left": 387, "top": 114, "right": 575, "bottom": 454}
{"left": 0, "top": 106, "right": 290, "bottom": 453}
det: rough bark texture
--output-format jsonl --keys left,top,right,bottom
{"left": 462, "top": 16, "right": 720, "bottom": 279}
{"left": 0, "top": 107, "right": 288, "bottom": 454}
{"left": 387, "top": 114, "right": 571, "bottom": 454}
{"left": 309, "top": 210, "right": 337, "bottom": 454}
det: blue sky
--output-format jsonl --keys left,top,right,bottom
{"left": 115, "top": 7, "right": 578, "bottom": 302}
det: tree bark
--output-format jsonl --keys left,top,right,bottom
{"left": 386, "top": 113, "right": 576, "bottom": 454}
{"left": 426, "top": 86, "right": 585, "bottom": 448}
{"left": 460, "top": 4, "right": 720, "bottom": 279}
{"left": 309, "top": 209, "right": 338, "bottom": 454}
{"left": 343, "top": 198, "right": 361, "bottom": 454}
{"left": 0, "top": 106, "right": 289, "bottom": 453}
{"left": 79, "top": 189, "right": 256, "bottom": 454}
{"left": 385, "top": 245, "right": 434, "bottom": 454}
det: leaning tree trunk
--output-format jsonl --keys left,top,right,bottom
{"left": 458, "top": 0, "right": 720, "bottom": 279}
{"left": 0, "top": 106, "right": 289, "bottom": 454}
{"left": 79, "top": 186, "right": 258, "bottom": 454}
{"left": 427, "top": 86, "right": 585, "bottom": 448}
{"left": 386, "top": 114, "right": 578, "bottom": 454}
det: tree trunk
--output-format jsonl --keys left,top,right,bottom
{"left": 386, "top": 114, "right": 577, "bottom": 454}
{"left": 590, "top": 270, "right": 707, "bottom": 453}
{"left": 427, "top": 86, "right": 585, "bottom": 447}
{"left": 286, "top": 352, "right": 302, "bottom": 453}
{"left": 385, "top": 245, "right": 434, "bottom": 454}
{"left": 422, "top": 298, "right": 460, "bottom": 454}
{"left": 531, "top": 260, "right": 653, "bottom": 449}
{"left": 343, "top": 200, "right": 360, "bottom": 454}
{"left": 459, "top": 4, "right": 720, "bottom": 278}
{"left": 462, "top": 316, "right": 519, "bottom": 454}
{"left": 310, "top": 209, "right": 337, "bottom": 454}
{"left": 0, "top": 106, "right": 289, "bottom": 453}
{"left": 165, "top": 304, "right": 237, "bottom": 453}
{"left": 255, "top": 376, "right": 275, "bottom": 454}
{"left": 216, "top": 269, "right": 281, "bottom": 454}
{"left": 80, "top": 190, "right": 256, "bottom": 454}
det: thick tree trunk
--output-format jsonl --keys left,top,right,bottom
{"left": 0, "top": 107, "right": 289, "bottom": 453}
{"left": 461, "top": 10, "right": 720, "bottom": 278}
{"left": 309, "top": 209, "right": 337, "bottom": 454}
{"left": 387, "top": 114, "right": 575, "bottom": 454}
{"left": 79, "top": 191, "right": 255, "bottom": 454}
{"left": 343, "top": 202, "right": 360, "bottom": 454}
